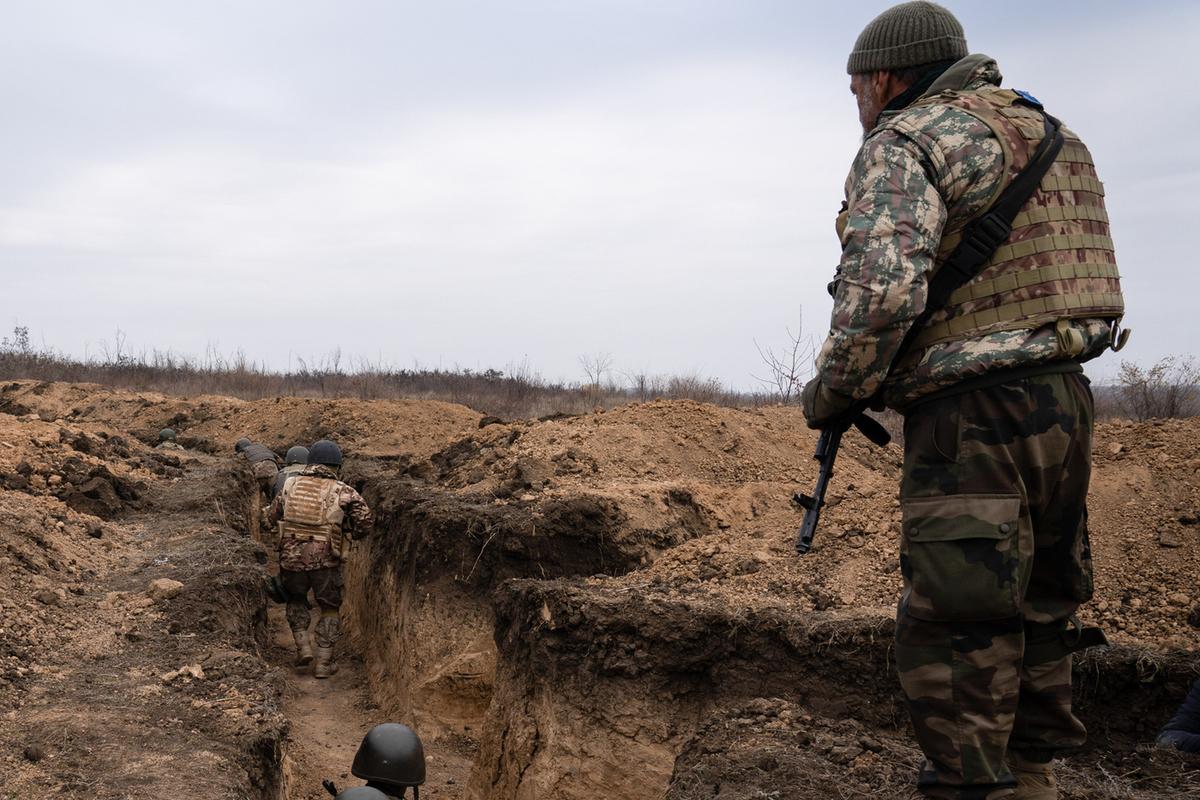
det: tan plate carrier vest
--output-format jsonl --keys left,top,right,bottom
{"left": 279, "top": 475, "right": 345, "bottom": 554}
{"left": 907, "top": 87, "right": 1124, "bottom": 352}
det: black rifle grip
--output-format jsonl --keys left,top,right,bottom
{"left": 852, "top": 414, "right": 891, "bottom": 447}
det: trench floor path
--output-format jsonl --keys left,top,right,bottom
{"left": 260, "top": 512, "right": 472, "bottom": 799}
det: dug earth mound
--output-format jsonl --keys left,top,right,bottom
{"left": 1, "top": 380, "right": 1198, "bottom": 799}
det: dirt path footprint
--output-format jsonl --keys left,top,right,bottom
{"left": 266, "top": 603, "right": 376, "bottom": 799}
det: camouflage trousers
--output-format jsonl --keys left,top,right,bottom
{"left": 896, "top": 370, "right": 1095, "bottom": 799}
{"left": 282, "top": 566, "right": 344, "bottom": 648}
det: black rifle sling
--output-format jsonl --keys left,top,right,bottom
{"left": 896, "top": 106, "right": 1065, "bottom": 359}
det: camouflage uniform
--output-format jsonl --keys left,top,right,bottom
{"left": 239, "top": 442, "right": 281, "bottom": 491}
{"left": 266, "top": 464, "right": 373, "bottom": 649}
{"left": 898, "top": 372, "right": 1093, "bottom": 797}
{"left": 806, "top": 55, "right": 1121, "bottom": 798}
{"left": 156, "top": 441, "right": 185, "bottom": 452}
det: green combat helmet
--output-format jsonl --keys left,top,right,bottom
{"left": 159, "top": 428, "right": 177, "bottom": 442}
{"left": 335, "top": 789, "right": 390, "bottom": 800}
{"left": 352, "top": 723, "right": 426, "bottom": 798}
{"left": 285, "top": 445, "right": 310, "bottom": 466}
{"left": 235, "top": 437, "right": 251, "bottom": 453}
{"left": 308, "top": 439, "right": 343, "bottom": 468}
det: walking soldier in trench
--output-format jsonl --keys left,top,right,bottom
{"left": 266, "top": 438, "right": 373, "bottom": 678}
{"left": 272, "top": 444, "right": 310, "bottom": 500}
{"left": 802, "top": 2, "right": 1127, "bottom": 797}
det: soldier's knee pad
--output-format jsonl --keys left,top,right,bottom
{"left": 285, "top": 601, "right": 312, "bottom": 631}
{"left": 900, "top": 494, "right": 1022, "bottom": 622}
{"left": 315, "top": 610, "right": 341, "bottom": 648}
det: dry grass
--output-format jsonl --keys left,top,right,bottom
{"left": 0, "top": 327, "right": 763, "bottom": 419}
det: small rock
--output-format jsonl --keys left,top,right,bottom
{"left": 34, "top": 590, "right": 60, "bottom": 606}
{"left": 1159, "top": 529, "right": 1184, "bottom": 548}
{"left": 147, "top": 578, "right": 184, "bottom": 601}
{"left": 1187, "top": 605, "right": 1200, "bottom": 629}
{"left": 1107, "top": 442, "right": 1124, "bottom": 456}
{"left": 1169, "top": 593, "right": 1191, "bottom": 607}
{"left": 23, "top": 745, "right": 45, "bottom": 763}
{"left": 86, "top": 522, "right": 104, "bottom": 539}
{"left": 160, "top": 664, "right": 206, "bottom": 683}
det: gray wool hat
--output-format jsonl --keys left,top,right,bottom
{"left": 847, "top": 1, "right": 968, "bottom": 74}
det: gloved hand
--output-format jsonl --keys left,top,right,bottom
{"left": 801, "top": 377, "right": 856, "bottom": 430}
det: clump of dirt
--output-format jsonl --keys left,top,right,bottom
{"left": 667, "top": 697, "right": 1200, "bottom": 800}
{"left": 667, "top": 699, "right": 920, "bottom": 800}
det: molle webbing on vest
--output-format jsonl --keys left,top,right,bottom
{"left": 916, "top": 291, "right": 1125, "bottom": 343}
{"left": 280, "top": 475, "right": 342, "bottom": 542}
{"left": 948, "top": 262, "right": 1120, "bottom": 305}
{"left": 911, "top": 86, "right": 1123, "bottom": 350}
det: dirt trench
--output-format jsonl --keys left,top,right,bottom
{"left": 6, "top": 382, "right": 1200, "bottom": 800}
{"left": 0, "top": 447, "right": 288, "bottom": 799}
{"left": 332, "top": 412, "right": 1200, "bottom": 800}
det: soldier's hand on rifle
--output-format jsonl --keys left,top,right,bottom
{"left": 801, "top": 377, "right": 856, "bottom": 429}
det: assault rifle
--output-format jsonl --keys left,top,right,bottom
{"left": 793, "top": 409, "right": 890, "bottom": 555}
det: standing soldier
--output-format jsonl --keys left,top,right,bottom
{"left": 802, "top": 3, "right": 1126, "bottom": 798}
{"left": 267, "top": 439, "right": 372, "bottom": 678}
{"left": 271, "top": 445, "right": 310, "bottom": 500}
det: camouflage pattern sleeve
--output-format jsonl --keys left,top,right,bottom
{"left": 339, "top": 484, "right": 374, "bottom": 540}
{"left": 815, "top": 129, "right": 947, "bottom": 400}
{"left": 267, "top": 485, "right": 285, "bottom": 526}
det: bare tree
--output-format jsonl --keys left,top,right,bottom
{"left": 1, "top": 325, "right": 31, "bottom": 355}
{"left": 753, "top": 313, "right": 816, "bottom": 404}
{"left": 1116, "top": 356, "right": 1200, "bottom": 421}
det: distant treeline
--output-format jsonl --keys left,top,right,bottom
{"left": 0, "top": 326, "right": 1193, "bottom": 421}
{"left": 0, "top": 326, "right": 760, "bottom": 419}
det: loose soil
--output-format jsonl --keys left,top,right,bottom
{"left": 2, "top": 380, "right": 1199, "bottom": 800}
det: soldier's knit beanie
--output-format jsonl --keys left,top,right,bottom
{"left": 847, "top": 1, "right": 968, "bottom": 74}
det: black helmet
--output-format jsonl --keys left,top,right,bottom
{"left": 235, "top": 437, "right": 251, "bottom": 453}
{"left": 336, "top": 788, "right": 391, "bottom": 800}
{"left": 285, "top": 445, "right": 310, "bottom": 466}
{"left": 309, "top": 439, "right": 343, "bottom": 468}
{"left": 159, "top": 428, "right": 176, "bottom": 441}
{"left": 352, "top": 724, "right": 426, "bottom": 788}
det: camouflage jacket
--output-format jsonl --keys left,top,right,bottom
{"left": 815, "top": 54, "right": 1114, "bottom": 409}
{"left": 266, "top": 464, "right": 374, "bottom": 571}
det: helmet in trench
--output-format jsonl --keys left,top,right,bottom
{"left": 308, "top": 439, "right": 343, "bottom": 468}
{"left": 335, "top": 788, "right": 391, "bottom": 800}
{"left": 351, "top": 723, "right": 426, "bottom": 789}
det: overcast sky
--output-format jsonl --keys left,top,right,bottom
{"left": 2, "top": 1, "right": 1196, "bottom": 389}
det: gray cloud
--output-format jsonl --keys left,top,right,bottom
{"left": 2, "top": 1, "right": 1196, "bottom": 388}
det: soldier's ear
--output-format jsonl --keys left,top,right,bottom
{"left": 872, "top": 71, "right": 893, "bottom": 103}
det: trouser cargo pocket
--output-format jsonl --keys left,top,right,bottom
{"left": 901, "top": 493, "right": 1022, "bottom": 622}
